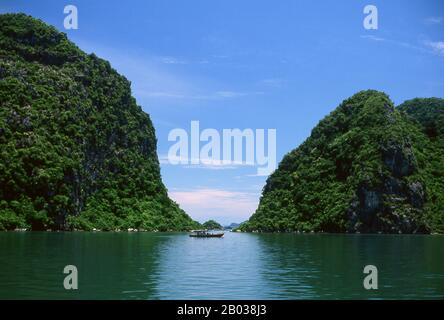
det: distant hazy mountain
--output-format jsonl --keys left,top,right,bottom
{"left": 224, "top": 223, "right": 240, "bottom": 230}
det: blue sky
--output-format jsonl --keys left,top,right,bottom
{"left": 1, "top": 0, "right": 443, "bottom": 224}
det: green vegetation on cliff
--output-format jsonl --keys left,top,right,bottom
{"left": 241, "top": 91, "right": 444, "bottom": 234}
{"left": 202, "top": 220, "right": 223, "bottom": 230}
{"left": 398, "top": 98, "right": 444, "bottom": 233}
{"left": 0, "top": 13, "right": 199, "bottom": 231}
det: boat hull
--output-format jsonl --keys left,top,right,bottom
{"left": 189, "top": 233, "right": 224, "bottom": 238}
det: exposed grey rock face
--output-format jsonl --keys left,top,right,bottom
{"left": 348, "top": 183, "right": 426, "bottom": 233}
{"left": 382, "top": 141, "right": 416, "bottom": 178}
{"left": 409, "top": 182, "right": 424, "bottom": 209}
{"left": 348, "top": 175, "right": 426, "bottom": 233}
{"left": 347, "top": 126, "right": 428, "bottom": 233}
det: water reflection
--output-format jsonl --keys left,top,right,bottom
{"left": 255, "top": 234, "right": 444, "bottom": 299}
{"left": 0, "top": 232, "right": 169, "bottom": 299}
{"left": 0, "top": 232, "right": 443, "bottom": 299}
{"left": 153, "top": 232, "right": 269, "bottom": 299}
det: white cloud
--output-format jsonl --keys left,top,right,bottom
{"left": 158, "top": 154, "right": 256, "bottom": 169}
{"left": 260, "top": 78, "right": 285, "bottom": 87}
{"left": 169, "top": 188, "right": 259, "bottom": 223}
{"left": 361, "top": 35, "right": 444, "bottom": 56}
{"left": 212, "top": 54, "right": 230, "bottom": 59}
{"left": 214, "top": 90, "right": 264, "bottom": 98}
{"left": 74, "top": 40, "right": 261, "bottom": 104}
{"left": 360, "top": 35, "right": 385, "bottom": 42}
{"left": 140, "top": 91, "right": 187, "bottom": 98}
{"left": 159, "top": 56, "right": 187, "bottom": 64}
{"left": 425, "top": 17, "right": 443, "bottom": 25}
{"left": 425, "top": 41, "right": 444, "bottom": 55}
{"left": 245, "top": 172, "right": 271, "bottom": 177}
{"left": 137, "top": 90, "right": 264, "bottom": 101}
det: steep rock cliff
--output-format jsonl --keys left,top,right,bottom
{"left": 0, "top": 14, "right": 199, "bottom": 231}
{"left": 241, "top": 91, "right": 444, "bottom": 233}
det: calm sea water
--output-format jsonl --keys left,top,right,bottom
{"left": 0, "top": 232, "right": 443, "bottom": 299}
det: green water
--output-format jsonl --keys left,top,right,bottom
{"left": 0, "top": 232, "right": 443, "bottom": 299}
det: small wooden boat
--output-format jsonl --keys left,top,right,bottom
{"left": 189, "top": 230, "right": 224, "bottom": 238}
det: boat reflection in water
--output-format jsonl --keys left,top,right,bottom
{"left": 189, "top": 230, "right": 224, "bottom": 238}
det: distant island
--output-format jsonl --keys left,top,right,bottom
{"left": 202, "top": 220, "right": 223, "bottom": 230}
{"left": 240, "top": 91, "right": 444, "bottom": 234}
{"left": 224, "top": 222, "right": 240, "bottom": 230}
